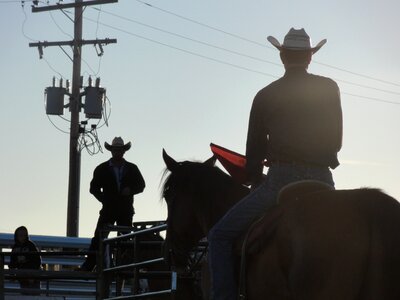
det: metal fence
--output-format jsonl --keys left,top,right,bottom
{"left": 97, "top": 222, "right": 177, "bottom": 299}
{"left": 0, "top": 221, "right": 177, "bottom": 300}
{"left": 0, "top": 250, "right": 98, "bottom": 299}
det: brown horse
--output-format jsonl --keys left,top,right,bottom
{"left": 161, "top": 150, "right": 400, "bottom": 300}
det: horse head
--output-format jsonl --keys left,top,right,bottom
{"left": 161, "top": 149, "right": 216, "bottom": 268}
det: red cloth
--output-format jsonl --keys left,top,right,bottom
{"left": 210, "top": 143, "right": 250, "bottom": 185}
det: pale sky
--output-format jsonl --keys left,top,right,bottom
{"left": 0, "top": 0, "right": 399, "bottom": 237}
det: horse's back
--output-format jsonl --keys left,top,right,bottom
{"left": 279, "top": 188, "right": 400, "bottom": 299}
{"left": 357, "top": 189, "right": 400, "bottom": 300}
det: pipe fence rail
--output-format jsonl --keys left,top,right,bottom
{"left": 0, "top": 221, "right": 181, "bottom": 299}
{"left": 98, "top": 222, "right": 177, "bottom": 299}
{"left": 0, "top": 250, "right": 98, "bottom": 299}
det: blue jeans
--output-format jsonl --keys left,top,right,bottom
{"left": 207, "top": 164, "right": 335, "bottom": 300}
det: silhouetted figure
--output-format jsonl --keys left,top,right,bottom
{"left": 208, "top": 28, "right": 343, "bottom": 299}
{"left": 80, "top": 137, "right": 145, "bottom": 271}
{"left": 9, "top": 226, "right": 42, "bottom": 295}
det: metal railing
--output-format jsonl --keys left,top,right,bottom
{"left": 0, "top": 250, "right": 98, "bottom": 299}
{"left": 0, "top": 221, "right": 177, "bottom": 299}
{"left": 98, "top": 223, "right": 177, "bottom": 299}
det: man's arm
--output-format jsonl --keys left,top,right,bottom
{"left": 246, "top": 93, "right": 268, "bottom": 187}
{"left": 129, "top": 165, "right": 146, "bottom": 195}
{"left": 332, "top": 83, "right": 343, "bottom": 152}
{"left": 90, "top": 166, "right": 104, "bottom": 202}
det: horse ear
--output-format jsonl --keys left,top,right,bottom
{"left": 204, "top": 155, "right": 217, "bottom": 167}
{"left": 163, "top": 149, "right": 179, "bottom": 171}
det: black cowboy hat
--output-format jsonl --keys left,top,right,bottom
{"left": 104, "top": 137, "right": 131, "bottom": 152}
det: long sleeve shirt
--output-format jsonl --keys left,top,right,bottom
{"left": 90, "top": 159, "right": 145, "bottom": 210}
{"left": 246, "top": 68, "right": 342, "bottom": 181}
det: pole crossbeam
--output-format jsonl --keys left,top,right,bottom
{"left": 29, "top": 39, "right": 117, "bottom": 48}
{"left": 32, "top": 0, "right": 118, "bottom": 12}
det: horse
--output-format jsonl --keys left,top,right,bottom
{"left": 161, "top": 149, "right": 400, "bottom": 300}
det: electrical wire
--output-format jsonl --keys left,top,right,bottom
{"left": 43, "top": 93, "right": 70, "bottom": 134}
{"left": 81, "top": 57, "right": 98, "bottom": 75}
{"left": 97, "top": 95, "right": 111, "bottom": 129}
{"left": 0, "top": 0, "right": 25, "bottom": 3}
{"left": 43, "top": 57, "right": 66, "bottom": 79}
{"left": 93, "top": 5, "right": 104, "bottom": 75}
{"left": 84, "top": 16, "right": 279, "bottom": 79}
{"left": 134, "top": 0, "right": 267, "bottom": 48}
{"left": 340, "top": 92, "right": 400, "bottom": 105}
{"left": 58, "top": 45, "right": 73, "bottom": 62}
{"left": 21, "top": 2, "right": 37, "bottom": 42}
{"left": 49, "top": 10, "right": 73, "bottom": 38}
{"left": 84, "top": 16, "right": 400, "bottom": 106}
{"left": 91, "top": 7, "right": 281, "bottom": 68}
{"left": 93, "top": 54, "right": 103, "bottom": 76}
{"left": 20, "top": 1, "right": 69, "bottom": 79}
{"left": 47, "top": 115, "right": 70, "bottom": 134}
{"left": 93, "top": 8, "right": 400, "bottom": 97}
{"left": 59, "top": 10, "right": 103, "bottom": 77}
{"left": 78, "top": 124, "right": 103, "bottom": 155}
{"left": 95, "top": 5, "right": 102, "bottom": 37}
{"left": 134, "top": 0, "right": 400, "bottom": 88}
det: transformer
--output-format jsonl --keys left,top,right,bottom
{"left": 84, "top": 86, "right": 105, "bottom": 119}
{"left": 45, "top": 86, "right": 66, "bottom": 115}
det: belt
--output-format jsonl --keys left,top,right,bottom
{"left": 267, "top": 159, "right": 327, "bottom": 168}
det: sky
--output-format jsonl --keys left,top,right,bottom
{"left": 0, "top": 0, "right": 399, "bottom": 238}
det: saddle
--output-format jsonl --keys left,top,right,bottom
{"left": 237, "top": 180, "right": 334, "bottom": 299}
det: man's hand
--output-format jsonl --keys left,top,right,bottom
{"left": 250, "top": 174, "right": 267, "bottom": 191}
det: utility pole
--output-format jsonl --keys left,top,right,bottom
{"left": 67, "top": 0, "right": 83, "bottom": 238}
{"left": 30, "top": 0, "right": 117, "bottom": 237}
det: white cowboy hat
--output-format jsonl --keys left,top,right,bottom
{"left": 104, "top": 137, "right": 131, "bottom": 152}
{"left": 267, "top": 28, "right": 327, "bottom": 54}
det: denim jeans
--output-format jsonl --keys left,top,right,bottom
{"left": 207, "top": 163, "right": 335, "bottom": 300}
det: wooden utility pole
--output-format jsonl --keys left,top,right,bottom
{"left": 30, "top": 0, "right": 117, "bottom": 237}
{"left": 67, "top": 0, "right": 83, "bottom": 238}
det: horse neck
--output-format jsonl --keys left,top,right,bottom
{"left": 196, "top": 182, "right": 250, "bottom": 236}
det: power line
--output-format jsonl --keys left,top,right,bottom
{"left": 341, "top": 92, "right": 400, "bottom": 105}
{"left": 21, "top": 3, "right": 37, "bottom": 42}
{"left": 315, "top": 61, "right": 400, "bottom": 87}
{"left": 84, "top": 16, "right": 400, "bottom": 106}
{"left": 92, "top": 7, "right": 281, "bottom": 68}
{"left": 92, "top": 7, "right": 400, "bottom": 97}
{"left": 134, "top": 0, "right": 268, "bottom": 48}
{"left": 135, "top": 0, "right": 400, "bottom": 88}
{"left": 332, "top": 77, "right": 400, "bottom": 96}
{"left": 49, "top": 10, "right": 73, "bottom": 38}
{"left": 0, "top": 0, "right": 25, "bottom": 3}
{"left": 84, "top": 15, "right": 279, "bottom": 79}
{"left": 20, "top": 2, "right": 69, "bottom": 80}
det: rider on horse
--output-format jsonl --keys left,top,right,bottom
{"left": 207, "top": 28, "right": 343, "bottom": 300}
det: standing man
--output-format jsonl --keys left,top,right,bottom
{"left": 80, "top": 137, "right": 145, "bottom": 271}
{"left": 208, "top": 28, "right": 343, "bottom": 299}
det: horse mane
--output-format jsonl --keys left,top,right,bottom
{"left": 161, "top": 160, "right": 243, "bottom": 203}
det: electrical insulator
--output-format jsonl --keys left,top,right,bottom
{"left": 84, "top": 86, "right": 105, "bottom": 119}
{"left": 45, "top": 86, "right": 66, "bottom": 115}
